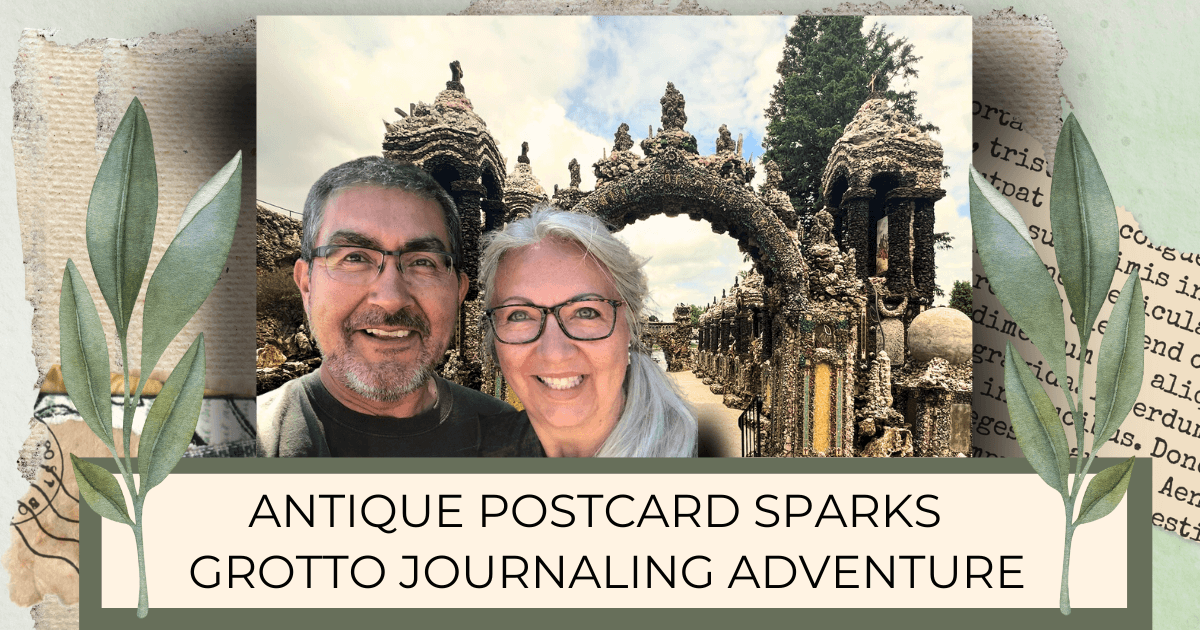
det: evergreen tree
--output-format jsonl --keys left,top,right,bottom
{"left": 948, "top": 280, "right": 972, "bottom": 316}
{"left": 762, "top": 17, "right": 937, "bottom": 218}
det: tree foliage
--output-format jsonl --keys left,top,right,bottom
{"left": 934, "top": 231, "right": 954, "bottom": 250}
{"left": 762, "top": 16, "right": 938, "bottom": 217}
{"left": 949, "top": 280, "right": 972, "bottom": 315}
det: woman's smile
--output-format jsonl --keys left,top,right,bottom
{"left": 536, "top": 374, "right": 585, "bottom": 390}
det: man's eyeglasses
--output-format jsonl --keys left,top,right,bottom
{"left": 312, "top": 245, "right": 455, "bottom": 286}
{"left": 485, "top": 298, "right": 624, "bottom": 344}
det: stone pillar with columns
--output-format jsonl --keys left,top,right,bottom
{"left": 885, "top": 196, "right": 914, "bottom": 298}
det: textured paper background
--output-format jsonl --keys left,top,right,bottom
{"left": 13, "top": 28, "right": 257, "bottom": 396}
{"left": 3, "top": 0, "right": 1199, "bottom": 628}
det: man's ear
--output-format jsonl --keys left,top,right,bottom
{"left": 295, "top": 258, "right": 312, "bottom": 313}
{"left": 457, "top": 271, "right": 470, "bottom": 305}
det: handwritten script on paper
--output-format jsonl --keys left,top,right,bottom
{"left": 971, "top": 104, "right": 1200, "bottom": 541}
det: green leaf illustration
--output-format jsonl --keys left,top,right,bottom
{"left": 60, "top": 97, "right": 238, "bottom": 618}
{"left": 1004, "top": 342, "right": 1071, "bottom": 497}
{"left": 71, "top": 455, "right": 132, "bottom": 525}
{"left": 138, "top": 335, "right": 205, "bottom": 494}
{"left": 139, "top": 153, "right": 241, "bottom": 380}
{"left": 59, "top": 260, "right": 114, "bottom": 450}
{"left": 970, "top": 166, "right": 1067, "bottom": 381}
{"left": 86, "top": 97, "right": 158, "bottom": 337}
{"left": 1092, "top": 272, "right": 1145, "bottom": 451}
{"left": 1049, "top": 114, "right": 1120, "bottom": 345}
{"left": 1075, "top": 456, "right": 1136, "bottom": 526}
{"left": 975, "top": 116, "right": 1138, "bottom": 616}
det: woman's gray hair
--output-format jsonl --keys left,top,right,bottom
{"left": 479, "top": 205, "right": 697, "bottom": 457}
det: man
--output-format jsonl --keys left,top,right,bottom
{"left": 258, "top": 156, "right": 515, "bottom": 456}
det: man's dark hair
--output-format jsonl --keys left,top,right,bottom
{"left": 300, "top": 156, "right": 461, "bottom": 268}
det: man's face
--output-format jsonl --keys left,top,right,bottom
{"left": 295, "top": 185, "right": 468, "bottom": 405}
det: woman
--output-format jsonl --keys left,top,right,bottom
{"left": 478, "top": 206, "right": 697, "bottom": 457}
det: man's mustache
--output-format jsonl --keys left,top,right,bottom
{"left": 343, "top": 307, "right": 431, "bottom": 337}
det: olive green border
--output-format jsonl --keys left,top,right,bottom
{"left": 80, "top": 458, "right": 1151, "bottom": 628}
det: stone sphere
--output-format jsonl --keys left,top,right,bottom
{"left": 908, "top": 307, "right": 971, "bottom": 364}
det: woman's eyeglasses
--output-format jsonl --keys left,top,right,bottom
{"left": 485, "top": 298, "right": 624, "bottom": 344}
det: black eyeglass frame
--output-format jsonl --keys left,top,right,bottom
{"left": 484, "top": 298, "right": 626, "bottom": 344}
{"left": 310, "top": 244, "right": 456, "bottom": 284}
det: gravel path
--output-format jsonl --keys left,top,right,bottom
{"left": 668, "top": 370, "right": 743, "bottom": 458}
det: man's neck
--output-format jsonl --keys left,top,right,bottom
{"left": 319, "top": 369, "right": 440, "bottom": 418}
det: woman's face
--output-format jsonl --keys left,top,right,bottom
{"left": 491, "top": 239, "right": 630, "bottom": 443}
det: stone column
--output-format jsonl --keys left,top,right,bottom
{"left": 719, "top": 313, "right": 731, "bottom": 354}
{"left": 760, "top": 311, "right": 772, "bottom": 360}
{"left": 842, "top": 193, "right": 872, "bottom": 280}
{"left": 885, "top": 197, "right": 914, "bottom": 297}
{"left": 451, "top": 173, "right": 485, "bottom": 302}
{"left": 768, "top": 297, "right": 806, "bottom": 457}
{"left": 482, "top": 198, "right": 506, "bottom": 233}
{"left": 912, "top": 198, "right": 937, "bottom": 305}
{"left": 451, "top": 172, "right": 485, "bottom": 391}
{"left": 734, "top": 309, "right": 750, "bottom": 355}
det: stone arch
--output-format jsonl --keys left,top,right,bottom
{"left": 370, "top": 71, "right": 960, "bottom": 459}
{"left": 573, "top": 148, "right": 806, "bottom": 296}
{"left": 425, "top": 158, "right": 462, "bottom": 201}
{"left": 481, "top": 162, "right": 505, "bottom": 233}
{"left": 639, "top": 323, "right": 672, "bottom": 363}
{"left": 825, "top": 168, "right": 851, "bottom": 209}
{"left": 569, "top": 146, "right": 811, "bottom": 454}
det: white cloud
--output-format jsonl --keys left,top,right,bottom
{"left": 259, "top": 16, "right": 595, "bottom": 213}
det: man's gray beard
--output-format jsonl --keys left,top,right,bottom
{"left": 323, "top": 347, "right": 438, "bottom": 402}
{"left": 310, "top": 319, "right": 443, "bottom": 403}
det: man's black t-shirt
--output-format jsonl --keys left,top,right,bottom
{"left": 304, "top": 372, "right": 484, "bottom": 456}
{"left": 256, "top": 368, "right": 523, "bottom": 457}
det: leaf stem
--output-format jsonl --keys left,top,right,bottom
{"left": 120, "top": 332, "right": 149, "bottom": 617}
{"left": 1060, "top": 499, "right": 1075, "bottom": 615}
{"left": 1074, "top": 450, "right": 1102, "bottom": 500}
{"left": 1077, "top": 342, "right": 1088, "bottom": 471}
{"left": 120, "top": 335, "right": 135, "bottom": 477}
{"left": 133, "top": 497, "right": 148, "bottom": 618}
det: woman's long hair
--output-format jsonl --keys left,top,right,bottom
{"left": 479, "top": 205, "right": 697, "bottom": 457}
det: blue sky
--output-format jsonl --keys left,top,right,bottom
{"left": 561, "top": 17, "right": 772, "bottom": 168}
{"left": 259, "top": 16, "right": 970, "bottom": 318}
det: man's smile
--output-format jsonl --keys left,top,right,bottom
{"left": 363, "top": 328, "right": 414, "bottom": 339}
{"left": 343, "top": 306, "right": 431, "bottom": 342}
